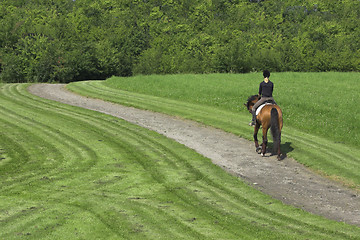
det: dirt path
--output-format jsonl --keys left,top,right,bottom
{"left": 28, "top": 84, "right": 359, "bottom": 227}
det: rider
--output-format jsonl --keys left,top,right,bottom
{"left": 250, "top": 70, "right": 276, "bottom": 126}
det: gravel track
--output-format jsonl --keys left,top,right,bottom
{"left": 28, "top": 84, "right": 359, "bottom": 226}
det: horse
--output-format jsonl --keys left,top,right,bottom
{"left": 245, "top": 95, "right": 283, "bottom": 160}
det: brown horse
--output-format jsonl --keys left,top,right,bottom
{"left": 245, "top": 95, "right": 283, "bottom": 160}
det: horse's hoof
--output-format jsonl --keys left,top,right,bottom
{"left": 261, "top": 153, "right": 265, "bottom": 157}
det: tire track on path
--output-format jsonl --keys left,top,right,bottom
{"left": 28, "top": 84, "right": 359, "bottom": 227}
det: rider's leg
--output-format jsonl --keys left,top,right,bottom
{"left": 250, "top": 110, "right": 256, "bottom": 126}
{"left": 249, "top": 98, "right": 265, "bottom": 126}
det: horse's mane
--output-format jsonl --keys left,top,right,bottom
{"left": 247, "top": 95, "right": 258, "bottom": 103}
{"left": 246, "top": 95, "right": 259, "bottom": 109}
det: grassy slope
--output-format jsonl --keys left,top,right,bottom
{"left": 67, "top": 73, "right": 360, "bottom": 189}
{"left": 0, "top": 84, "right": 359, "bottom": 239}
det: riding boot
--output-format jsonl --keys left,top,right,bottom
{"left": 249, "top": 110, "right": 256, "bottom": 126}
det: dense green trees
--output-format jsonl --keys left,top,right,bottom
{"left": 1, "top": 0, "right": 360, "bottom": 82}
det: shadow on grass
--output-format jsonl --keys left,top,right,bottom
{"left": 266, "top": 142, "right": 294, "bottom": 160}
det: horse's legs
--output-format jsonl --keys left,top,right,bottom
{"left": 254, "top": 123, "right": 261, "bottom": 153}
{"left": 261, "top": 127, "right": 268, "bottom": 156}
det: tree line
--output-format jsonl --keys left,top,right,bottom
{"left": 1, "top": 0, "right": 360, "bottom": 83}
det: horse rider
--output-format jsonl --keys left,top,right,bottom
{"left": 250, "top": 70, "right": 277, "bottom": 126}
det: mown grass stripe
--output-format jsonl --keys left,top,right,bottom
{"left": 0, "top": 90, "right": 99, "bottom": 176}
{"left": 18, "top": 86, "right": 230, "bottom": 185}
{"left": 70, "top": 81, "right": 249, "bottom": 129}
{"left": 187, "top": 175, "right": 349, "bottom": 240}
{"left": 113, "top": 200, "right": 210, "bottom": 239}
{"left": 16, "top": 85, "right": 190, "bottom": 186}
{"left": 284, "top": 132, "right": 360, "bottom": 184}
{"left": 284, "top": 128, "right": 360, "bottom": 165}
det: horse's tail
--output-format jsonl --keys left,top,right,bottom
{"left": 270, "top": 107, "right": 281, "bottom": 154}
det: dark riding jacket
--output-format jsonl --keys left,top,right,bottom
{"left": 252, "top": 80, "right": 276, "bottom": 111}
{"left": 259, "top": 80, "right": 273, "bottom": 97}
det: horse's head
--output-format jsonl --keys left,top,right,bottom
{"left": 244, "top": 95, "right": 260, "bottom": 112}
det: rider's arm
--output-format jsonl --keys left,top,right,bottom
{"left": 258, "top": 82, "right": 262, "bottom": 97}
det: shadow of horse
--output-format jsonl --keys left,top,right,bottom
{"left": 265, "top": 142, "right": 294, "bottom": 160}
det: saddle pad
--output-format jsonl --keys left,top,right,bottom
{"left": 256, "top": 103, "right": 272, "bottom": 115}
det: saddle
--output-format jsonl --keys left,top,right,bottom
{"left": 255, "top": 99, "right": 277, "bottom": 116}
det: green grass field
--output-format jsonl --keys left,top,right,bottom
{"left": 103, "top": 73, "right": 359, "bottom": 147}
{"left": 67, "top": 73, "right": 360, "bottom": 189}
{"left": 0, "top": 74, "right": 359, "bottom": 239}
